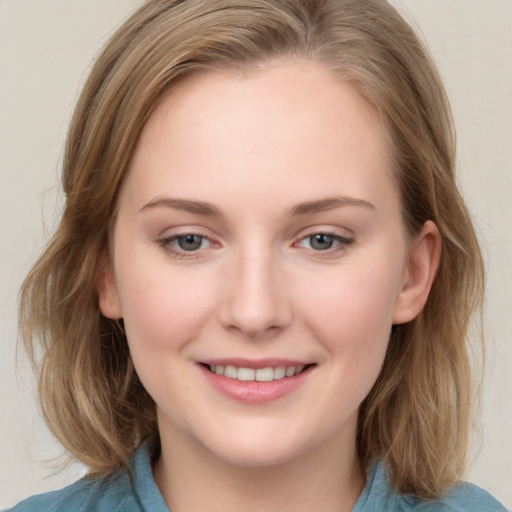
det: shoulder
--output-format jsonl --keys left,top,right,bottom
{"left": 6, "top": 441, "right": 168, "bottom": 512}
{"left": 5, "top": 469, "right": 137, "bottom": 512}
{"left": 409, "top": 482, "right": 508, "bottom": 512}
{"left": 355, "top": 461, "right": 508, "bottom": 512}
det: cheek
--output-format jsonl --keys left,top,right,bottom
{"left": 114, "top": 261, "right": 216, "bottom": 356}
{"left": 115, "top": 264, "right": 219, "bottom": 406}
{"left": 297, "top": 259, "right": 402, "bottom": 359}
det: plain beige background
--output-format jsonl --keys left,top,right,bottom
{"left": 1, "top": 0, "right": 511, "bottom": 509}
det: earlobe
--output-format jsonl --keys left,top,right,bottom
{"left": 392, "top": 220, "right": 441, "bottom": 325}
{"left": 96, "top": 255, "right": 123, "bottom": 320}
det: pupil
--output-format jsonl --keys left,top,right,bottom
{"left": 310, "top": 234, "right": 333, "bottom": 250}
{"left": 178, "top": 235, "right": 202, "bottom": 251}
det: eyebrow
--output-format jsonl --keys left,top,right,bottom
{"left": 140, "top": 195, "right": 375, "bottom": 217}
{"left": 288, "top": 196, "right": 375, "bottom": 216}
{"left": 140, "top": 197, "right": 221, "bottom": 216}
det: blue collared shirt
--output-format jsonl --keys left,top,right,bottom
{"left": 7, "top": 443, "right": 508, "bottom": 511}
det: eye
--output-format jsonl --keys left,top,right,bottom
{"left": 174, "top": 234, "right": 206, "bottom": 251}
{"left": 307, "top": 233, "right": 335, "bottom": 251}
{"left": 297, "top": 232, "right": 353, "bottom": 252}
{"left": 158, "top": 232, "right": 216, "bottom": 258}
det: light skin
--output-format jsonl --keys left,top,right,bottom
{"left": 98, "top": 60, "right": 441, "bottom": 512}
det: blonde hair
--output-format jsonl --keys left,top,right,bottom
{"left": 20, "top": 0, "right": 484, "bottom": 499}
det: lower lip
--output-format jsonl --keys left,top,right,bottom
{"left": 199, "top": 365, "right": 313, "bottom": 404}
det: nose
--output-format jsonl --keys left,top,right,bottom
{"left": 219, "top": 250, "right": 292, "bottom": 339}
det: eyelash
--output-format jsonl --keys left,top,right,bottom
{"left": 157, "top": 230, "right": 354, "bottom": 259}
{"left": 294, "top": 231, "right": 354, "bottom": 256}
{"left": 157, "top": 233, "right": 215, "bottom": 260}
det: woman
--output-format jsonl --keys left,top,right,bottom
{"left": 9, "top": 0, "right": 507, "bottom": 510}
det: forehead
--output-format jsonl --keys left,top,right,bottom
{"left": 123, "top": 60, "right": 396, "bottom": 216}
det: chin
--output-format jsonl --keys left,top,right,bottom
{"left": 197, "top": 422, "right": 325, "bottom": 469}
{"left": 210, "top": 441, "right": 303, "bottom": 468}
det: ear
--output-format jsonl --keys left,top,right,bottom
{"left": 392, "top": 220, "right": 441, "bottom": 324}
{"left": 96, "top": 253, "right": 123, "bottom": 320}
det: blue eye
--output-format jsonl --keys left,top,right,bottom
{"left": 298, "top": 232, "right": 353, "bottom": 252}
{"left": 176, "top": 234, "right": 204, "bottom": 251}
{"left": 309, "top": 234, "right": 335, "bottom": 250}
{"left": 158, "top": 233, "right": 212, "bottom": 257}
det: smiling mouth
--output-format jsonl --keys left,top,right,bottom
{"left": 203, "top": 364, "right": 313, "bottom": 382}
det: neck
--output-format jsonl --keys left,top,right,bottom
{"left": 154, "top": 418, "right": 365, "bottom": 512}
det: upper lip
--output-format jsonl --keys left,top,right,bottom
{"left": 198, "top": 358, "right": 313, "bottom": 369}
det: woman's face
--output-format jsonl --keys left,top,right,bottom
{"left": 99, "top": 61, "right": 433, "bottom": 467}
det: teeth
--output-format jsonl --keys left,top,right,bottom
{"left": 274, "top": 366, "right": 286, "bottom": 379}
{"left": 237, "top": 368, "right": 255, "bottom": 381}
{"left": 255, "top": 367, "right": 274, "bottom": 382}
{"left": 224, "top": 365, "right": 237, "bottom": 379}
{"left": 208, "top": 364, "right": 306, "bottom": 382}
{"left": 285, "top": 366, "right": 295, "bottom": 377}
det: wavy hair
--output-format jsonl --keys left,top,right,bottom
{"left": 20, "top": 0, "right": 484, "bottom": 499}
